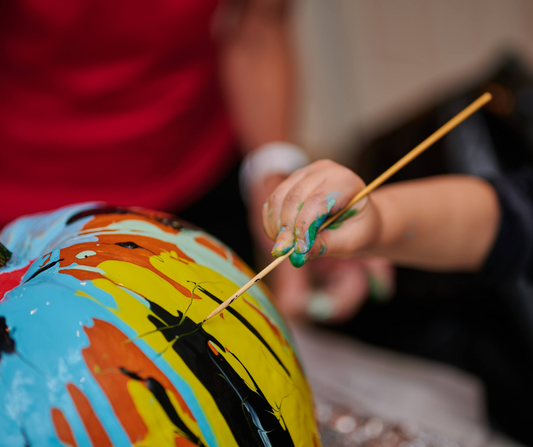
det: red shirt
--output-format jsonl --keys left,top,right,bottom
{"left": 0, "top": 0, "right": 236, "bottom": 227}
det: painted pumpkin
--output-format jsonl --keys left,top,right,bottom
{"left": 0, "top": 203, "right": 321, "bottom": 447}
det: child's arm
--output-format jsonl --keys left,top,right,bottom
{"left": 263, "top": 160, "right": 500, "bottom": 271}
{"left": 364, "top": 175, "right": 500, "bottom": 270}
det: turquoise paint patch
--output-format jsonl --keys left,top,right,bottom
{"left": 325, "top": 192, "right": 342, "bottom": 213}
{"left": 298, "top": 214, "right": 327, "bottom": 255}
{"left": 0, "top": 259, "right": 222, "bottom": 447}
{"left": 289, "top": 251, "right": 308, "bottom": 268}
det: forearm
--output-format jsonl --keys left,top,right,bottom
{"left": 364, "top": 175, "right": 501, "bottom": 271}
{"left": 219, "top": 0, "right": 293, "bottom": 151}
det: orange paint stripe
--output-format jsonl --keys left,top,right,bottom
{"left": 67, "top": 383, "right": 113, "bottom": 447}
{"left": 80, "top": 213, "right": 183, "bottom": 239}
{"left": 207, "top": 340, "right": 219, "bottom": 356}
{"left": 51, "top": 408, "right": 78, "bottom": 447}
{"left": 194, "top": 236, "right": 228, "bottom": 260}
{"left": 83, "top": 319, "right": 196, "bottom": 428}
{"left": 231, "top": 253, "right": 255, "bottom": 277}
{"left": 59, "top": 236, "right": 199, "bottom": 300}
{"left": 174, "top": 435, "right": 198, "bottom": 446}
{"left": 39, "top": 252, "right": 52, "bottom": 268}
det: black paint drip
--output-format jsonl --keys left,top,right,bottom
{"left": 24, "top": 259, "right": 64, "bottom": 283}
{"left": 119, "top": 367, "right": 204, "bottom": 446}
{"left": 115, "top": 242, "right": 145, "bottom": 250}
{"left": 0, "top": 317, "right": 15, "bottom": 361}
{"left": 66, "top": 206, "right": 189, "bottom": 230}
{"left": 66, "top": 206, "right": 131, "bottom": 225}
{"left": 196, "top": 285, "right": 290, "bottom": 377}
{"left": 0, "top": 242, "right": 12, "bottom": 268}
{"left": 146, "top": 301, "right": 295, "bottom": 447}
{"left": 114, "top": 241, "right": 164, "bottom": 262}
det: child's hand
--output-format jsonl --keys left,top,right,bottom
{"left": 262, "top": 160, "right": 381, "bottom": 267}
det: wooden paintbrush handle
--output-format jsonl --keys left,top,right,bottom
{"left": 321, "top": 92, "right": 493, "bottom": 230}
{"left": 203, "top": 92, "right": 492, "bottom": 323}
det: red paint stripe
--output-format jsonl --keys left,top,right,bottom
{"left": 0, "top": 261, "right": 32, "bottom": 302}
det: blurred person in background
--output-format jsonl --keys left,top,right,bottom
{"left": 0, "top": 0, "right": 390, "bottom": 321}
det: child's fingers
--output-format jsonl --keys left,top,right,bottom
{"left": 263, "top": 160, "right": 370, "bottom": 264}
{"left": 263, "top": 161, "right": 345, "bottom": 240}
{"left": 262, "top": 168, "right": 308, "bottom": 240}
{"left": 293, "top": 171, "right": 366, "bottom": 256}
{"left": 288, "top": 196, "right": 376, "bottom": 267}
{"left": 289, "top": 229, "right": 331, "bottom": 267}
{"left": 272, "top": 172, "right": 331, "bottom": 257}
{"left": 306, "top": 258, "right": 369, "bottom": 323}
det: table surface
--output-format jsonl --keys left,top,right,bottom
{"left": 291, "top": 323, "right": 524, "bottom": 447}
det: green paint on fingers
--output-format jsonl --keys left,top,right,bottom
{"left": 299, "top": 214, "right": 327, "bottom": 254}
{"left": 289, "top": 251, "right": 308, "bottom": 268}
{"left": 327, "top": 209, "right": 358, "bottom": 230}
{"left": 297, "top": 202, "right": 304, "bottom": 211}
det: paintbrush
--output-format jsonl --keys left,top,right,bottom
{"left": 202, "top": 92, "right": 493, "bottom": 324}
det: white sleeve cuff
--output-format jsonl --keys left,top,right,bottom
{"left": 239, "top": 142, "right": 310, "bottom": 203}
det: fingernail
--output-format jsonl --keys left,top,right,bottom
{"left": 295, "top": 238, "right": 308, "bottom": 254}
{"left": 306, "top": 291, "right": 335, "bottom": 321}
{"left": 271, "top": 237, "right": 293, "bottom": 257}
{"left": 276, "top": 225, "right": 288, "bottom": 237}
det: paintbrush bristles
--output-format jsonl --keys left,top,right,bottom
{"left": 202, "top": 92, "right": 492, "bottom": 324}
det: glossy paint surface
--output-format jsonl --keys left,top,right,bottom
{"left": 0, "top": 204, "right": 320, "bottom": 447}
